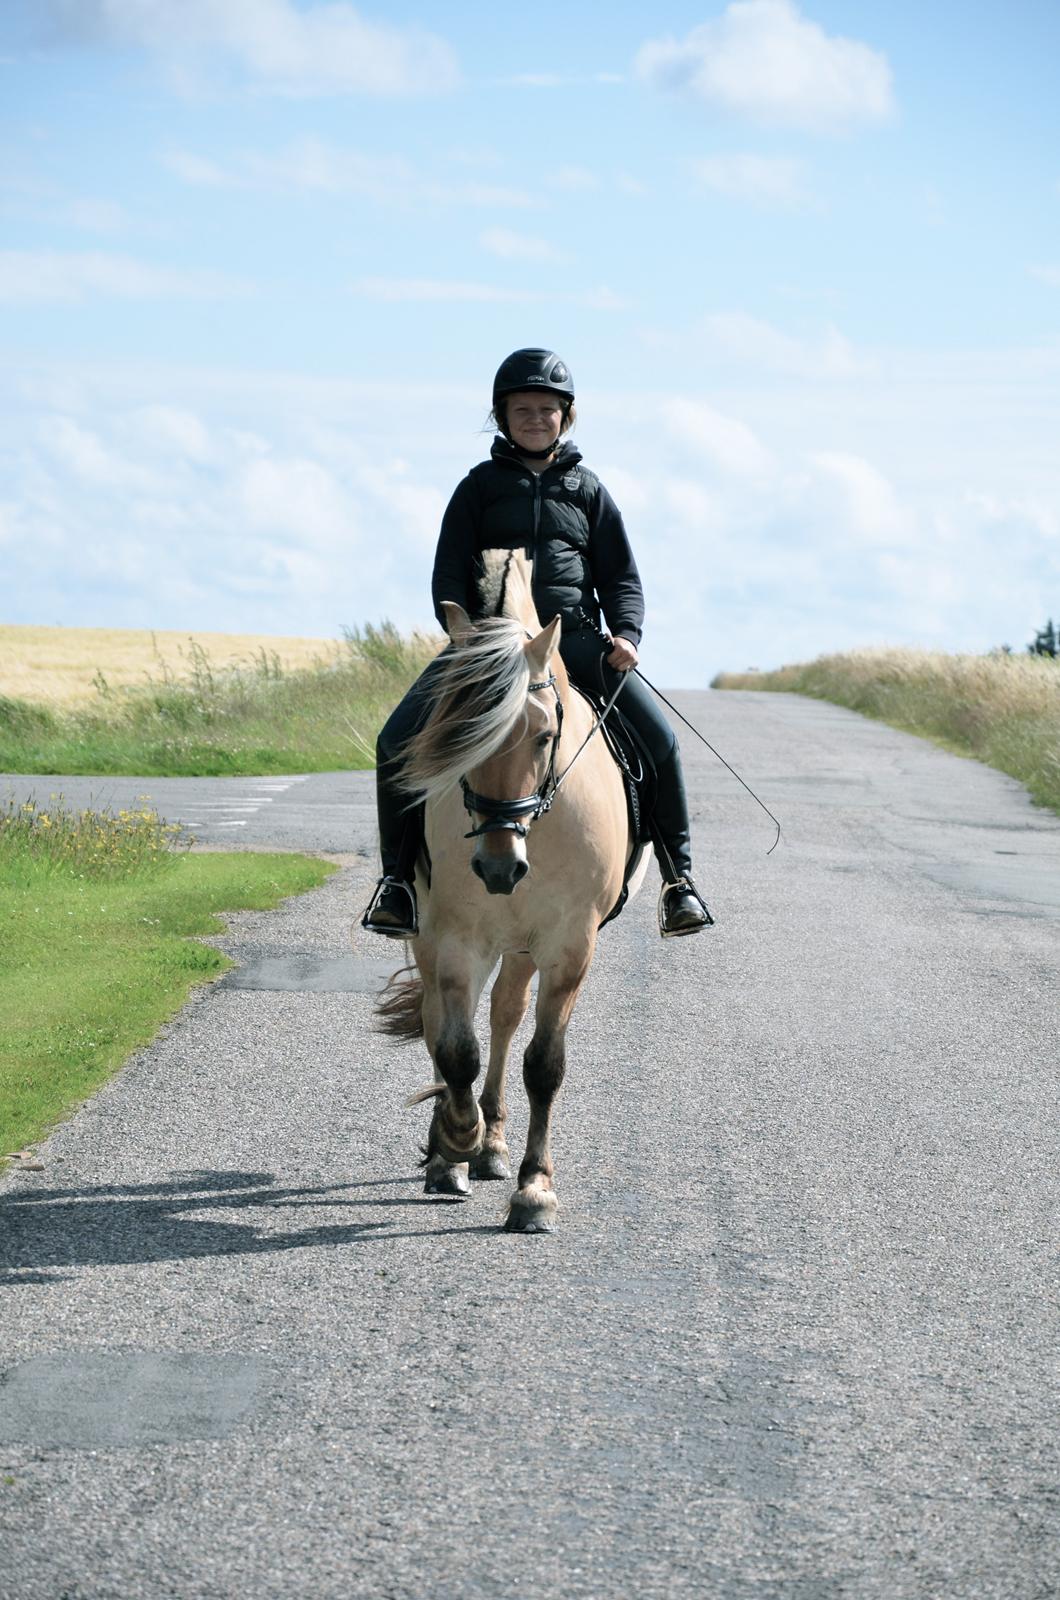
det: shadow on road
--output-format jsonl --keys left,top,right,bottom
{"left": 0, "top": 1169, "right": 499, "bottom": 1283}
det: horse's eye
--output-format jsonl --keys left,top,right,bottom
{"left": 537, "top": 732, "right": 553, "bottom": 748}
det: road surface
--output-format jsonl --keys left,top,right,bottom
{"left": 1, "top": 690, "right": 1058, "bottom": 1598}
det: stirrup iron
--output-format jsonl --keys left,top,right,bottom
{"left": 361, "top": 875, "right": 418, "bottom": 938}
{"left": 658, "top": 876, "right": 714, "bottom": 938}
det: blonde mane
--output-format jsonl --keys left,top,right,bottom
{"left": 398, "top": 550, "right": 542, "bottom": 801}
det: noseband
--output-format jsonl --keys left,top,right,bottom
{"left": 461, "top": 672, "right": 563, "bottom": 840}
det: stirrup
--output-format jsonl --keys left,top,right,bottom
{"left": 658, "top": 877, "right": 714, "bottom": 938}
{"left": 361, "top": 875, "right": 418, "bottom": 939}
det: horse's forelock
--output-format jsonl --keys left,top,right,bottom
{"left": 398, "top": 617, "right": 532, "bottom": 800}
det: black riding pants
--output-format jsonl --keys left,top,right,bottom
{"left": 375, "top": 627, "right": 695, "bottom": 881}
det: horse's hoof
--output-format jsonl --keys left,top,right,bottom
{"left": 504, "top": 1188, "right": 557, "bottom": 1233}
{"left": 424, "top": 1161, "right": 470, "bottom": 1198}
{"left": 470, "top": 1149, "right": 512, "bottom": 1181}
{"left": 504, "top": 1211, "right": 554, "bottom": 1233}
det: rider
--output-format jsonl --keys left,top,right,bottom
{"left": 363, "top": 347, "right": 713, "bottom": 940}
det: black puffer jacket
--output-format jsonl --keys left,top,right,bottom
{"left": 431, "top": 437, "right": 645, "bottom": 645}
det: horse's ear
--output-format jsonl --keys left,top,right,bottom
{"left": 526, "top": 615, "right": 562, "bottom": 678}
{"left": 440, "top": 601, "right": 473, "bottom": 644}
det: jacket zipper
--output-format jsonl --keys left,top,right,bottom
{"left": 530, "top": 473, "right": 542, "bottom": 588}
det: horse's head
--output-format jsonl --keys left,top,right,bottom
{"left": 441, "top": 602, "right": 563, "bottom": 895}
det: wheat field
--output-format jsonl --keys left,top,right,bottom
{"left": 0, "top": 624, "right": 343, "bottom": 707}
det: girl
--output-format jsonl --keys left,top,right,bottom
{"left": 363, "top": 347, "right": 712, "bottom": 939}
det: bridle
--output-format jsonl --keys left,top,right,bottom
{"left": 460, "top": 660, "right": 628, "bottom": 842}
{"left": 461, "top": 672, "right": 564, "bottom": 839}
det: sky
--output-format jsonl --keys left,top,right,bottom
{"left": 2, "top": 0, "right": 1059, "bottom": 684}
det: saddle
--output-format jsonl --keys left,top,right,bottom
{"left": 568, "top": 681, "right": 656, "bottom": 928}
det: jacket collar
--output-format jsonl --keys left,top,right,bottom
{"left": 490, "top": 435, "right": 582, "bottom": 473}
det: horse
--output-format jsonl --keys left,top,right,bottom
{"left": 376, "top": 550, "right": 648, "bottom": 1232}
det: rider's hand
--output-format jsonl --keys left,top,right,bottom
{"left": 606, "top": 635, "right": 639, "bottom": 673}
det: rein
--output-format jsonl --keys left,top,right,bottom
{"left": 457, "top": 643, "right": 781, "bottom": 856}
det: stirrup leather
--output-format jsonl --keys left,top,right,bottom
{"left": 658, "top": 877, "right": 714, "bottom": 938}
{"left": 361, "top": 875, "right": 418, "bottom": 938}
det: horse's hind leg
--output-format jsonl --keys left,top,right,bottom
{"left": 471, "top": 951, "right": 535, "bottom": 1181}
{"left": 505, "top": 951, "right": 590, "bottom": 1234}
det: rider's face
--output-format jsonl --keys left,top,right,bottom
{"left": 505, "top": 390, "right": 565, "bottom": 455}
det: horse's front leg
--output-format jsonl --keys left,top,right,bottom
{"left": 419, "top": 943, "right": 489, "bottom": 1196}
{"left": 470, "top": 951, "right": 535, "bottom": 1182}
{"left": 505, "top": 947, "right": 592, "bottom": 1234}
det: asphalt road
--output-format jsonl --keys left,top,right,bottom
{"left": 1, "top": 690, "right": 1058, "bottom": 1599}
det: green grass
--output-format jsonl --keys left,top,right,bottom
{"left": 0, "top": 796, "right": 334, "bottom": 1157}
{"left": 713, "top": 647, "right": 1060, "bottom": 816}
{"left": 0, "top": 624, "right": 441, "bottom": 777}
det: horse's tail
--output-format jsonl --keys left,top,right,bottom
{"left": 374, "top": 963, "right": 425, "bottom": 1043}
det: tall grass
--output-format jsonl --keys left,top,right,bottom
{"left": 0, "top": 793, "right": 188, "bottom": 879}
{"left": 0, "top": 623, "right": 442, "bottom": 777}
{"left": 713, "top": 648, "right": 1060, "bottom": 814}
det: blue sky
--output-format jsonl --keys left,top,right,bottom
{"left": 2, "top": 0, "right": 1058, "bottom": 682}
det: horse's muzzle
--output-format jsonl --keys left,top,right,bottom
{"left": 472, "top": 854, "right": 530, "bottom": 895}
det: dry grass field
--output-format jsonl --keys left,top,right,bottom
{"left": 0, "top": 625, "right": 343, "bottom": 707}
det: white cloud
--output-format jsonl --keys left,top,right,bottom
{"left": 162, "top": 150, "right": 233, "bottom": 187}
{"left": 1029, "top": 263, "right": 1060, "bottom": 288}
{"left": 129, "top": 405, "right": 215, "bottom": 464}
{"left": 479, "top": 228, "right": 566, "bottom": 263}
{"left": 809, "top": 451, "right": 913, "bottom": 544}
{"left": 692, "top": 152, "right": 812, "bottom": 208}
{"left": 44, "top": 0, "right": 460, "bottom": 96}
{"left": 635, "top": 1, "right": 895, "bottom": 131}
{"left": 350, "top": 277, "right": 537, "bottom": 304}
{"left": 663, "top": 398, "right": 774, "bottom": 478}
{"left": 550, "top": 166, "right": 600, "bottom": 192}
{"left": 6, "top": 354, "right": 1059, "bottom": 678}
{"left": 700, "top": 310, "right": 862, "bottom": 379}
{"left": 38, "top": 415, "right": 160, "bottom": 491}
{"left": 0, "top": 249, "right": 250, "bottom": 303}
{"left": 163, "top": 138, "right": 535, "bottom": 209}
{"left": 238, "top": 456, "right": 353, "bottom": 549}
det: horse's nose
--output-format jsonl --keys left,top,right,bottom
{"left": 473, "top": 853, "right": 529, "bottom": 895}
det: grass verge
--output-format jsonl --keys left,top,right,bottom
{"left": 1, "top": 796, "right": 334, "bottom": 1158}
{"left": 0, "top": 623, "right": 441, "bottom": 777}
{"left": 713, "top": 648, "right": 1060, "bottom": 816}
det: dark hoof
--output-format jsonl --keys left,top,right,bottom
{"left": 469, "top": 1150, "right": 512, "bottom": 1181}
{"left": 424, "top": 1166, "right": 471, "bottom": 1199}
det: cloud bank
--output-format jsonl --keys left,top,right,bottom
{"left": 636, "top": 1, "right": 894, "bottom": 131}
{"left": 39, "top": 0, "right": 460, "bottom": 96}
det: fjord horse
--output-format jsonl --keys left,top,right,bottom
{"left": 378, "top": 551, "right": 646, "bottom": 1232}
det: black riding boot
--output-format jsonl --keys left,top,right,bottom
{"left": 650, "top": 748, "right": 714, "bottom": 937}
{"left": 361, "top": 755, "right": 422, "bottom": 939}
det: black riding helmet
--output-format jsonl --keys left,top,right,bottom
{"left": 492, "top": 347, "right": 575, "bottom": 407}
{"left": 492, "top": 348, "right": 575, "bottom": 458}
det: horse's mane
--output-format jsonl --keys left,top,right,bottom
{"left": 398, "top": 550, "right": 540, "bottom": 801}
